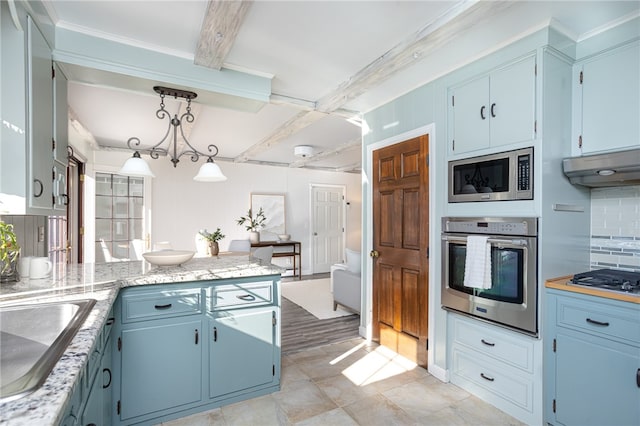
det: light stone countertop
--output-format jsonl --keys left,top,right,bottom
{"left": 0, "top": 255, "right": 283, "bottom": 426}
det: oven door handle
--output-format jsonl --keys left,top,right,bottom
{"left": 441, "top": 235, "right": 528, "bottom": 246}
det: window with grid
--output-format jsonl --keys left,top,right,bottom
{"left": 95, "top": 172, "right": 144, "bottom": 261}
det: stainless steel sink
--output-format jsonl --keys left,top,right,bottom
{"left": 0, "top": 299, "right": 97, "bottom": 402}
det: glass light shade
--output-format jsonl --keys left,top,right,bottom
{"left": 193, "top": 160, "right": 227, "bottom": 182}
{"left": 119, "top": 153, "right": 155, "bottom": 177}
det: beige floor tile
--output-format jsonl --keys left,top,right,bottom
{"left": 382, "top": 378, "right": 463, "bottom": 418}
{"left": 272, "top": 378, "right": 338, "bottom": 423}
{"left": 281, "top": 362, "right": 311, "bottom": 387}
{"left": 161, "top": 408, "right": 224, "bottom": 426}
{"left": 451, "top": 395, "right": 526, "bottom": 426}
{"left": 342, "top": 394, "right": 415, "bottom": 426}
{"left": 294, "top": 407, "right": 359, "bottom": 426}
{"left": 221, "top": 394, "right": 289, "bottom": 426}
{"left": 315, "top": 372, "right": 378, "bottom": 407}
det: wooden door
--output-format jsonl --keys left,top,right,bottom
{"left": 372, "top": 134, "right": 429, "bottom": 367}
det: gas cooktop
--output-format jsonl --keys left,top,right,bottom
{"left": 569, "top": 269, "right": 640, "bottom": 295}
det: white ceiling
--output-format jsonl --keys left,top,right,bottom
{"left": 46, "top": 0, "right": 639, "bottom": 173}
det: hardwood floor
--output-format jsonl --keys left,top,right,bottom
{"left": 280, "top": 273, "right": 361, "bottom": 355}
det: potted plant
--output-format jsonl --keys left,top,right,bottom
{"left": 236, "top": 208, "right": 266, "bottom": 243}
{"left": 198, "top": 228, "right": 225, "bottom": 256}
{"left": 0, "top": 221, "right": 20, "bottom": 282}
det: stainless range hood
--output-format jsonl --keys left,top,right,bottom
{"left": 562, "top": 148, "right": 640, "bottom": 187}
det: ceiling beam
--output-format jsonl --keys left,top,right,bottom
{"left": 233, "top": 110, "right": 326, "bottom": 162}
{"left": 234, "top": 1, "right": 514, "bottom": 166}
{"left": 315, "top": 0, "right": 513, "bottom": 112}
{"left": 194, "top": 0, "right": 253, "bottom": 70}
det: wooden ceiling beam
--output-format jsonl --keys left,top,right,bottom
{"left": 194, "top": 0, "right": 253, "bottom": 70}
{"left": 315, "top": 1, "right": 513, "bottom": 112}
{"left": 233, "top": 110, "right": 327, "bottom": 162}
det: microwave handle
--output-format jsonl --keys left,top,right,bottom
{"left": 441, "top": 235, "right": 528, "bottom": 246}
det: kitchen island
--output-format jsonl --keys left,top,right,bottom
{"left": 0, "top": 255, "right": 283, "bottom": 426}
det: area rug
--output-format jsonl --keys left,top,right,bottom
{"left": 281, "top": 278, "right": 354, "bottom": 320}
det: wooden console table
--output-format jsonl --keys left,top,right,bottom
{"left": 251, "top": 240, "right": 301, "bottom": 280}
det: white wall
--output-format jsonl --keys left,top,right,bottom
{"left": 86, "top": 149, "right": 361, "bottom": 274}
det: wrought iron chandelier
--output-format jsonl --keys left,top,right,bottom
{"left": 119, "top": 86, "right": 227, "bottom": 182}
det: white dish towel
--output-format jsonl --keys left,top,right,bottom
{"left": 463, "top": 235, "right": 492, "bottom": 289}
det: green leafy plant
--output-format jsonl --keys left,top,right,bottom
{"left": 0, "top": 221, "right": 20, "bottom": 274}
{"left": 198, "top": 228, "right": 225, "bottom": 243}
{"left": 236, "top": 208, "right": 266, "bottom": 232}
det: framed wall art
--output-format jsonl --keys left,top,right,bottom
{"left": 251, "top": 193, "right": 285, "bottom": 240}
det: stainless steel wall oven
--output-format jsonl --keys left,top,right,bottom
{"left": 441, "top": 217, "right": 538, "bottom": 336}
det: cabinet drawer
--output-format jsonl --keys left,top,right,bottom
{"left": 555, "top": 295, "right": 640, "bottom": 345}
{"left": 209, "top": 281, "right": 273, "bottom": 310}
{"left": 122, "top": 289, "right": 202, "bottom": 323}
{"left": 451, "top": 347, "right": 534, "bottom": 412}
{"left": 451, "top": 315, "right": 534, "bottom": 373}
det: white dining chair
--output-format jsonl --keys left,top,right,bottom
{"left": 129, "top": 239, "right": 145, "bottom": 260}
{"left": 252, "top": 246, "right": 273, "bottom": 263}
{"left": 99, "top": 239, "right": 125, "bottom": 262}
{"left": 228, "top": 239, "right": 251, "bottom": 253}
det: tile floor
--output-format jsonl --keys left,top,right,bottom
{"left": 162, "top": 338, "right": 524, "bottom": 426}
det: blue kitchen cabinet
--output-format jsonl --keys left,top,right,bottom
{"left": 119, "top": 319, "right": 203, "bottom": 420}
{"left": 111, "top": 277, "right": 281, "bottom": 425}
{"left": 209, "top": 309, "right": 277, "bottom": 398}
{"left": 81, "top": 332, "right": 113, "bottom": 426}
{"left": 545, "top": 289, "right": 640, "bottom": 425}
{"left": 59, "top": 308, "right": 114, "bottom": 426}
{"left": 114, "top": 285, "right": 204, "bottom": 423}
{"left": 448, "top": 53, "right": 536, "bottom": 155}
{"left": 572, "top": 39, "right": 640, "bottom": 156}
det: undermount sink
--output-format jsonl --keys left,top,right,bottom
{"left": 0, "top": 298, "right": 97, "bottom": 402}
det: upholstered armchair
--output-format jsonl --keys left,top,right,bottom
{"left": 331, "top": 249, "right": 361, "bottom": 314}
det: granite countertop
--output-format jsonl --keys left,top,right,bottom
{"left": 0, "top": 255, "right": 283, "bottom": 425}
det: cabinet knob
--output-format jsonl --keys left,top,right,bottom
{"left": 490, "top": 103, "right": 496, "bottom": 117}
{"left": 480, "top": 105, "right": 486, "bottom": 120}
{"left": 636, "top": 368, "right": 639, "bottom": 388}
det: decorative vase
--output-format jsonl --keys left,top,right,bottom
{"left": 208, "top": 241, "right": 219, "bottom": 256}
{"left": 249, "top": 231, "right": 260, "bottom": 244}
{"left": 0, "top": 255, "right": 19, "bottom": 283}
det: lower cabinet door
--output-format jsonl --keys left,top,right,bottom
{"left": 209, "top": 309, "right": 276, "bottom": 398}
{"left": 120, "top": 320, "right": 202, "bottom": 420}
{"left": 556, "top": 332, "right": 640, "bottom": 426}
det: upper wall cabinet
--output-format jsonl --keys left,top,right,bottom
{"left": 0, "top": 4, "right": 67, "bottom": 215}
{"left": 448, "top": 54, "right": 536, "bottom": 155}
{"left": 572, "top": 40, "right": 640, "bottom": 156}
{"left": 53, "top": 62, "right": 68, "bottom": 166}
{"left": 27, "top": 16, "right": 55, "bottom": 212}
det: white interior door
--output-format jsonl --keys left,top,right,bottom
{"left": 311, "top": 185, "right": 345, "bottom": 274}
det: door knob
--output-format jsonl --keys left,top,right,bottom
{"left": 369, "top": 250, "right": 379, "bottom": 258}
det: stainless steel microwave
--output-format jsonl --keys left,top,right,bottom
{"left": 448, "top": 147, "right": 533, "bottom": 202}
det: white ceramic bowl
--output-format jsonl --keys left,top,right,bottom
{"left": 142, "top": 250, "right": 195, "bottom": 266}
{"left": 277, "top": 234, "right": 291, "bottom": 241}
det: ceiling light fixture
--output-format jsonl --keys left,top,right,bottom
{"left": 294, "top": 145, "right": 314, "bottom": 158}
{"left": 119, "top": 86, "right": 227, "bottom": 182}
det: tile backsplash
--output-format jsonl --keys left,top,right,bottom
{"left": 0, "top": 215, "right": 47, "bottom": 257}
{"left": 590, "top": 185, "right": 640, "bottom": 272}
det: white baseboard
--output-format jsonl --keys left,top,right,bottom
{"left": 428, "top": 363, "right": 449, "bottom": 382}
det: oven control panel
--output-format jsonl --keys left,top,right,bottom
{"left": 443, "top": 217, "right": 538, "bottom": 236}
